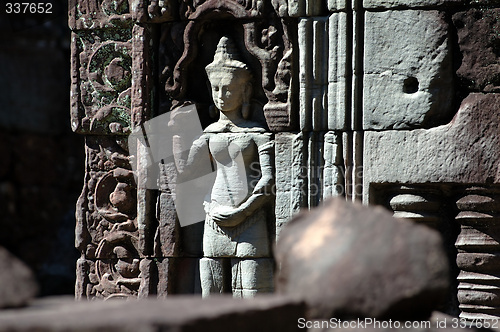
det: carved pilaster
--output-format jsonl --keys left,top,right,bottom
{"left": 455, "top": 187, "right": 500, "bottom": 319}
{"left": 389, "top": 186, "right": 442, "bottom": 230}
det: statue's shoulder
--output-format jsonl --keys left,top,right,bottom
{"left": 203, "top": 122, "right": 225, "bottom": 133}
{"left": 204, "top": 121, "right": 267, "bottom": 133}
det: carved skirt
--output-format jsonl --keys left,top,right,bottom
{"left": 203, "top": 208, "right": 271, "bottom": 258}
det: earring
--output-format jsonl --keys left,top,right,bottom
{"left": 242, "top": 102, "right": 251, "bottom": 119}
{"left": 209, "top": 105, "right": 219, "bottom": 119}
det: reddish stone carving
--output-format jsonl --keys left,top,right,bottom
{"left": 453, "top": 8, "right": 500, "bottom": 92}
{"left": 71, "top": 31, "right": 133, "bottom": 134}
{"left": 94, "top": 231, "right": 141, "bottom": 298}
{"left": 68, "top": 0, "right": 134, "bottom": 30}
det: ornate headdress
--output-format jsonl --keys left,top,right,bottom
{"left": 205, "top": 36, "right": 252, "bottom": 80}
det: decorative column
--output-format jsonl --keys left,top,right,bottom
{"left": 456, "top": 187, "right": 500, "bottom": 319}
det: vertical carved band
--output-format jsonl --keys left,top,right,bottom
{"left": 456, "top": 188, "right": 500, "bottom": 319}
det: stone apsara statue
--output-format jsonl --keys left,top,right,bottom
{"left": 171, "top": 36, "right": 275, "bottom": 297}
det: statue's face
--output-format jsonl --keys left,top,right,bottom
{"left": 209, "top": 71, "right": 248, "bottom": 113}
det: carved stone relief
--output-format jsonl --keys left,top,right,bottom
{"left": 74, "top": 136, "right": 144, "bottom": 299}
{"left": 69, "top": 0, "right": 134, "bottom": 30}
{"left": 166, "top": 37, "right": 276, "bottom": 297}
{"left": 158, "top": 0, "right": 297, "bottom": 131}
{"left": 70, "top": 30, "right": 133, "bottom": 134}
{"left": 70, "top": 0, "right": 500, "bottom": 318}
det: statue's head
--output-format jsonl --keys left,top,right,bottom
{"left": 205, "top": 36, "right": 253, "bottom": 114}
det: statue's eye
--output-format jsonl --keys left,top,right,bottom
{"left": 213, "top": 86, "right": 219, "bottom": 91}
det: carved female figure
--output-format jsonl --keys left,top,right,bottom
{"left": 172, "top": 36, "right": 275, "bottom": 297}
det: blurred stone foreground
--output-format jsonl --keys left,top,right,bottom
{"left": 0, "top": 198, "right": 483, "bottom": 331}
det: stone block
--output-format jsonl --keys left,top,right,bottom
{"left": 275, "top": 133, "right": 306, "bottom": 238}
{"left": 299, "top": 14, "right": 348, "bottom": 131}
{"left": 322, "top": 132, "right": 344, "bottom": 199}
{"left": 155, "top": 192, "right": 180, "bottom": 258}
{"left": 0, "top": 247, "right": 38, "bottom": 309}
{"left": 287, "top": 0, "right": 327, "bottom": 17}
{"left": 453, "top": 8, "right": 500, "bottom": 92}
{"left": 327, "top": 0, "right": 347, "bottom": 11}
{"left": 363, "top": 10, "right": 453, "bottom": 130}
{"left": 363, "top": 93, "right": 500, "bottom": 200}
{"left": 275, "top": 198, "right": 449, "bottom": 319}
{"left": 0, "top": 296, "right": 305, "bottom": 332}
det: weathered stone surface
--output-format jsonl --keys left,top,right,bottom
{"left": 275, "top": 198, "right": 449, "bottom": 319}
{"left": 76, "top": 137, "right": 136, "bottom": 253}
{"left": 364, "top": 93, "right": 500, "bottom": 317}
{"left": 68, "top": 0, "right": 134, "bottom": 30}
{"left": 0, "top": 247, "right": 38, "bottom": 308}
{"left": 70, "top": 30, "right": 133, "bottom": 134}
{"left": 0, "top": 296, "right": 305, "bottom": 332}
{"left": 455, "top": 187, "right": 500, "bottom": 319}
{"left": 327, "top": 0, "right": 346, "bottom": 11}
{"left": 74, "top": 135, "right": 145, "bottom": 299}
{"left": 275, "top": 132, "right": 306, "bottom": 239}
{"left": 323, "top": 132, "right": 344, "bottom": 199}
{"left": 363, "top": 10, "right": 453, "bottom": 130}
{"left": 363, "top": 0, "right": 465, "bottom": 8}
{"left": 299, "top": 14, "right": 348, "bottom": 131}
{"left": 287, "top": 0, "right": 327, "bottom": 16}
{"left": 453, "top": 8, "right": 500, "bottom": 92}
{"left": 363, "top": 93, "right": 500, "bottom": 197}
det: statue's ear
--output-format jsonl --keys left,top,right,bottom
{"left": 243, "top": 82, "right": 253, "bottom": 102}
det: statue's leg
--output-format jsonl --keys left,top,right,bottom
{"left": 231, "top": 258, "right": 274, "bottom": 298}
{"left": 200, "top": 257, "right": 229, "bottom": 297}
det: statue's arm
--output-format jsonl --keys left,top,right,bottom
{"left": 172, "top": 134, "right": 212, "bottom": 182}
{"left": 252, "top": 134, "right": 275, "bottom": 196}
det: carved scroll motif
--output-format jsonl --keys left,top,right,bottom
{"left": 69, "top": 0, "right": 134, "bottom": 30}
{"left": 75, "top": 136, "right": 144, "bottom": 299}
{"left": 71, "top": 31, "right": 133, "bottom": 134}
